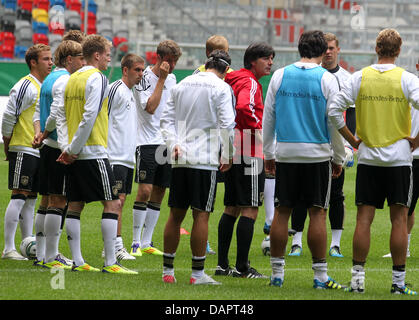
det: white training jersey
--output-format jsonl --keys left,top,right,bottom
{"left": 411, "top": 107, "right": 419, "bottom": 159}
{"left": 160, "top": 71, "right": 236, "bottom": 170}
{"left": 2, "top": 73, "right": 41, "bottom": 158}
{"left": 107, "top": 79, "right": 137, "bottom": 169}
{"left": 133, "top": 66, "right": 177, "bottom": 146}
{"left": 329, "top": 64, "right": 419, "bottom": 167}
{"left": 263, "top": 61, "right": 345, "bottom": 165}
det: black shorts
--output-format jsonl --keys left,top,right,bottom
{"left": 409, "top": 159, "right": 419, "bottom": 216}
{"left": 39, "top": 145, "right": 68, "bottom": 196}
{"left": 135, "top": 145, "right": 171, "bottom": 188}
{"left": 168, "top": 168, "right": 217, "bottom": 212}
{"left": 224, "top": 157, "right": 265, "bottom": 207}
{"left": 111, "top": 164, "right": 134, "bottom": 195}
{"left": 66, "top": 158, "right": 119, "bottom": 203}
{"left": 356, "top": 164, "right": 412, "bottom": 209}
{"left": 8, "top": 151, "right": 40, "bottom": 192}
{"left": 275, "top": 161, "right": 331, "bottom": 209}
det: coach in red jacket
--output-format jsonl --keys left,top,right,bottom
{"left": 215, "top": 42, "right": 275, "bottom": 279}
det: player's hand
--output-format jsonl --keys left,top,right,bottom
{"left": 32, "top": 132, "right": 43, "bottom": 149}
{"left": 331, "top": 162, "right": 342, "bottom": 179}
{"left": 264, "top": 159, "right": 276, "bottom": 176}
{"left": 172, "top": 145, "right": 182, "bottom": 161}
{"left": 160, "top": 61, "right": 170, "bottom": 80}
{"left": 350, "top": 138, "right": 362, "bottom": 150}
{"left": 406, "top": 136, "right": 419, "bottom": 152}
{"left": 57, "top": 151, "right": 77, "bottom": 165}
{"left": 3, "top": 136, "right": 10, "bottom": 161}
{"left": 219, "top": 158, "right": 232, "bottom": 172}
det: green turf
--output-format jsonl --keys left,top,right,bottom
{"left": 0, "top": 148, "right": 418, "bottom": 301}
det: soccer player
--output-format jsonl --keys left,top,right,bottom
{"left": 263, "top": 30, "right": 347, "bottom": 289}
{"left": 107, "top": 53, "right": 145, "bottom": 260}
{"left": 329, "top": 29, "right": 419, "bottom": 295}
{"left": 160, "top": 50, "right": 235, "bottom": 284}
{"left": 57, "top": 34, "right": 136, "bottom": 274}
{"left": 193, "top": 34, "right": 233, "bottom": 255}
{"left": 32, "top": 40, "right": 86, "bottom": 268}
{"left": 215, "top": 42, "right": 274, "bottom": 278}
{"left": 131, "top": 40, "right": 182, "bottom": 257}
{"left": 288, "top": 33, "right": 355, "bottom": 258}
{"left": 1, "top": 44, "right": 53, "bottom": 260}
{"left": 383, "top": 58, "right": 419, "bottom": 259}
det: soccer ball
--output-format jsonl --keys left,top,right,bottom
{"left": 20, "top": 236, "right": 37, "bottom": 259}
{"left": 261, "top": 236, "right": 270, "bottom": 256}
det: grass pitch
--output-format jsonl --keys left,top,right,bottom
{"left": 0, "top": 148, "right": 418, "bottom": 302}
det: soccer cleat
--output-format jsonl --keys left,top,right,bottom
{"left": 269, "top": 276, "right": 284, "bottom": 287}
{"left": 206, "top": 241, "right": 216, "bottom": 255}
{"left": 116, "top": 247, "right": 136, "bottom": 261}
{"left": 190, "top": 273, "right": 221, "bottom": 285}
{"left": 288, "top": 228, "right": 296, "bottom": 236}
{"left": 232, "top": 266, "right": 268, "bottom": 279}
{"left": 1, "top": 249, "right": 28, "bottom": 260}
{"left": 57, "top": 253, "right": 72, "bottom": 266}
{"left": 288, "top": 245, "right": 302, "bottom": 256}
{"left": 33, "top": 259, "right": 45, "bottom": 267}
{"left": 329, "top": 246, "right": 344, "bottom": 258}
{"left": 214, "top": 265, "right": 233, "bottom": 276}
{"left": 72, "top": 262, "right": 100, "bottom": 272}
{"left": 391, "top": 284, "right": 417, "bottom": 295}
{"left": 102, "top": 263, "right": 138, "bottom": 274}
{"left": 43, "top": 258, "right": 72, "bottom": 270}
{"left": 313, "top": 277, "right": 347, "bottom": 290}
{"left": 162, "top": 274, "right": 177, "bottom": 283}
{"left": 141, "top": 245, "right": 163, "bottom": 256}
{"left": 130, "top": 243, "right": 143, "bottom": 257}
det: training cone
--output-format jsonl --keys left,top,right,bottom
{"left": 180, "top": 228, "right": 190, "bottom": 235}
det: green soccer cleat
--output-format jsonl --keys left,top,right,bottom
{"left": 141, "top": 246, "right": 163, "bottom": 256}
{"left": 329, "top": 246, "right": 344, "bottom": 258}
{"left": 288, "top": 245, "right": 302, "bottom": 256}
{"left": 391, "top": 284, "right": 417, "bottom": 296}
{"left": 43, "top": 259, "right": 72, "bottom": 270}
{"left": 72, "top": 262, "right": 100, "bottom": 272}
{"left": 130, "top": 243, "right": 143, "bottom": 257}
{"left": 102, "top": 263, "right": 138, "bottom": 274}
{"left": 313, "top": 277, "right": 347, "bottom": 290}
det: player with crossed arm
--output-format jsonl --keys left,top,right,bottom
{"left": 131, "top": 40, "right": 182, "bottom": 257}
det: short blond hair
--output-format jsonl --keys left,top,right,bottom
{"left": 206, "top": 35, "right": 229, "bottom": 57}
{"left": 25, "top": 44, "right": 51, "bottom": 70}
{"left": 54, "top": 40, "right": 83, "bottom": 68}
{"left": 375, "top": 28, "right": 402, "bottom": 58}
{"left": 324, "top": 32, "right": 339, "bottom": 48}
{"left": 82, "top": 34, "right": 112, "bottom": 60}
{"left": 62, "top": 30, "right": 87, "bottom": 43}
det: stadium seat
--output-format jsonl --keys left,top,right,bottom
{"left": 0, "top": 31, "right": 16, "bottom": 46}
{"left": 49, "top": 0, "right": 64, "bottom": 8}
{"left": 49, "top": 20, "right": 64, "bottom": 35}
{"left": 80, "top": 11, "right": 96, "bottom": 26}
{"left": 65, "top": 0, "right": 80, "bottom": 12}
{"left": 48, "top": 32, "right": 61, "bottom": 51}
{"left": 145, "top": 51, "right": 157, "bottom": 65}
{"left": 32, "top": 21, "right": 49, "bottom": 34}
{"left": 0, "top": 44, "right": 14, "bottom": 59}
{"left": 4, "top": 0, "right": 17, "bottom": 10}
{"left": 15, "top": 19, "right": 32, "bottom": 45}
{"left": 32, "top": 32, "right": 48, "bottom": 44}
{"left": 33, "top": 0, "right": 49, "bottom": 11}
{"left": 113, "top": 36, "right": 128, "bottom": 52}
{"left": 81, "top": 0, "right": 97, "bottom": 14}
{"left": 14, "top": 44, "right": 27, "bottom": 58}
{"left": 0, "top": 8, "right": 17, "bottom": 32}
{"left": 80, "top": 23, "right": 96, "bottom": 34}
{"left": 97, "top": 21, "right": 113, "bottom": 41}
{"left": 64, "top": 9, "right": 81, "bottom": 30}
{"left": 17, "top": 8, "right": 32, "bottom": 21}
{"left": 19, "top": 0, "right": 33, "bottom": 11}
{"left": 32, "top": 8, "right": 49, "bottom": 24}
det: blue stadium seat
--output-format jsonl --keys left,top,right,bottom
{"left": 4, "top": 0, "right": 17, "bottom": 10}
{"left": 14, "top": 45, "right": 27, "bottom": 58}
{"left": 32, "top": 21, "right": 48, "bottom": 34}
{"left": 49, "top": 0, "right": 65, "bottom": 7}
{"left": 81, "top": 0, "right": 96, "bottom": 15}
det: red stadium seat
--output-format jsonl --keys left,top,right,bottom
{"left": 65, "top": 0, "right": 81, "bottom": 12}
{"left": 0, "top": 32, "right": 16, "bottom": 47}
{"left": 113, "top": 36, "right": 128, "bottom": 52}
{"left": 0, "top": 44, "right": 15, "bottom": 58}
{"left": 19, "top": 0, "right": 33, "bottom": 11}
{"left": 145, "top": 51, "right": 157, "bottom": 65}
{"left": 80, "top": 11, "right": 96, "bottom": 25}
{"left": 49, "top": 21, "right": 65, "bottom": 35}
{"left": 80, "top": 23, "right": 96, "bottom": 34}
{"left": 32, "top": 32, "right": 49, "bottom": 44}
{"left": 33, "top": 0, "right": 49, "bottom": 11}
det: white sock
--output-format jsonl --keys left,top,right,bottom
{"left": 19, "top": 197, "right": 36, "bottom": 239}
{"left": 3, "top": 197, "right": 26, "bottom": 252}
{"left": 292, "top": 231, "right": 303, "bottom": 247}
{"left": 132, "top": 202, "right": 147, "bottom": 245}
{"left": 102, "top": 213, "right": 118, "bottom": 267}
{"left": 191, "top": 256, "right": 206, "bottom": 279}
{"left": 44, "top": 209, "right": 63, "bottom": 263}
{"left": 34, "top": 209, "right": 46, "bottom": 262}
{"left": 392, "top": 268, "right": 405, "bottom": 287}
{"left": 264, "top": 178, "right": 275, "bottom": 226}
{"left": 312, "top": 261, "right": 328, "bottom": 283}
{"left": 141, "top": 206, "right": 160, "bottom": 248}
{"left": 65, "top": 215, "right": 84, "bottom": 266}
{"left": 115, "top": 236, "right": 123, "bottom": 252}
{"left": 330, "top": 229, "right": 342, "bottom": 249}
{"left": 270, "top": 256, "right": 285, "bottom": 280}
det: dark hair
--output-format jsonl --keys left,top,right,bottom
{"left": 298, "top": 30, "right": 327, "bottom": 58}
{"left": 204, "top": 49, "right": 231, "bottom": 74}
{"left": 243, "top": 42, "right": 275, "bottom": 69}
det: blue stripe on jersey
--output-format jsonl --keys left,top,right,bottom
{"left": 275, "top": 64, "right": 329, "bottom": 144}
{"left": 107, "top": 80, "right": 123, "bottom": 116}
{"left": 39, "top": 69, "right": 69, "bottom": 141}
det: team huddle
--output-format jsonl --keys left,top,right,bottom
{"left": 2, "top": 27, "right": 419, "bottom": 295}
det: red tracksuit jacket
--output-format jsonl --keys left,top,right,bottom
{"left": 225, "top": 68, "right": 264, "bottom": 159}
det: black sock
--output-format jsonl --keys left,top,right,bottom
{"left": 235, "top": 216, "right": 255, "bottom": 272}
{"left": 217, "top": 213, "right": 237, "bottom": 269}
